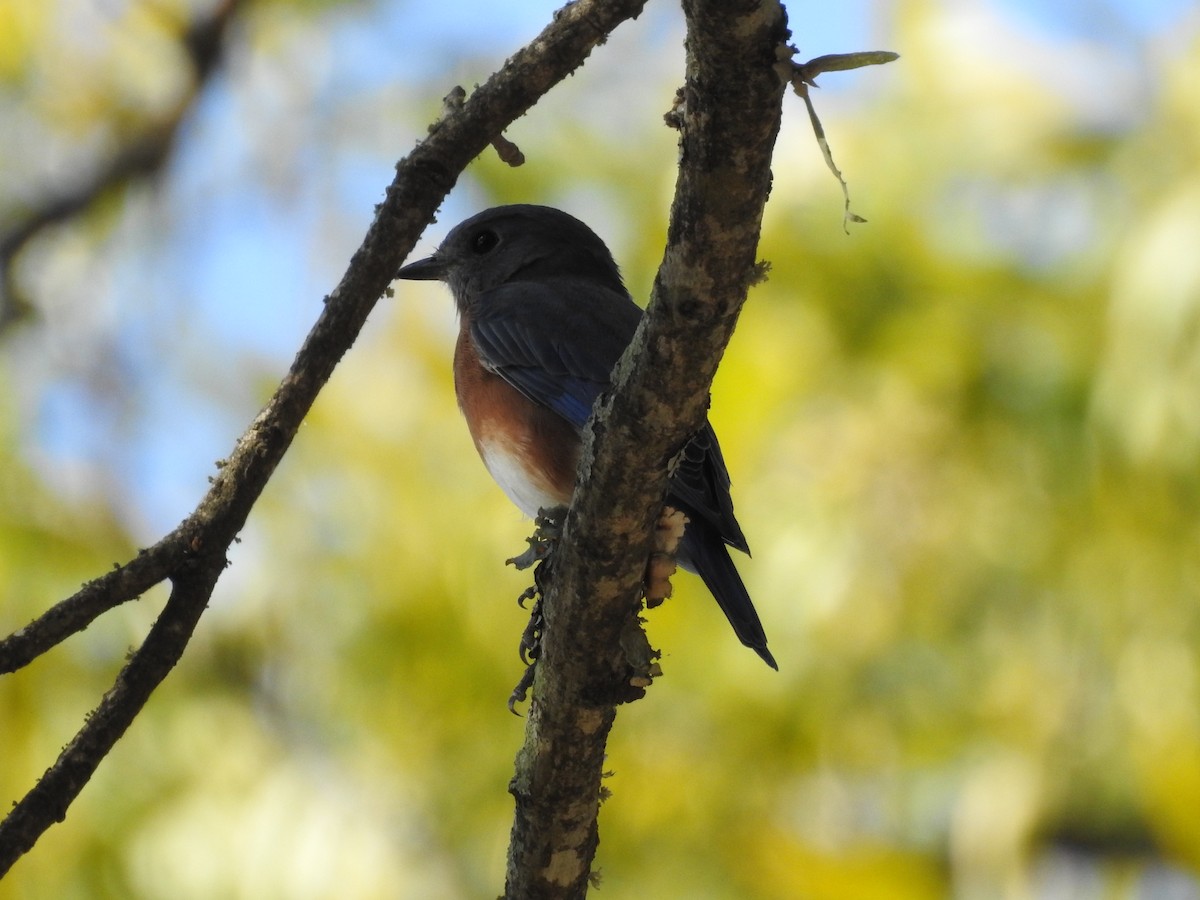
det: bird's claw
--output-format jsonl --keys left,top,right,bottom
{"left": 508, "top": 663, "right": 537, "bottom": 715}
{"left": 510, "top": 595, "right": 543, "bottom": 713}
{"left": 508, "top": 508, "right": 564, "bottom": 711}
{"left": 519, "top": 598, "right": 543, "bottom": 666}
{"left": 516, "top": 584, "right": 537, "bottom": 609}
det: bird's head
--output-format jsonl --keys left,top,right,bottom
{"left": 396, "top": 204, "right": 625, "bottom": 314}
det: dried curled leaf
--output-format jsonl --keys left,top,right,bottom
{"left": 798, "top": 86, "right": 864, "bottom": 233}
{"left": 796, "top": 50, "right": 900, "bottom": 84}
{"left": 778, "top": 48, "right": 899, "bottom": 232}
{"left": 491, "top": 132, "right": 526, "bottom": 167}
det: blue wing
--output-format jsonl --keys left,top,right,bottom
{"left": 469, "top": 278, "right": 748, "bottom": 554}
{"left": 469, "top": 280, "right": 642, "bottom": 429}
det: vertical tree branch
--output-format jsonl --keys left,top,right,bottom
{"left": 503, "top": 2, "right": 790, "bottom": 897}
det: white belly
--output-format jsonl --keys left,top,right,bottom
{"left": 479, "top": 438, "right": 569, "bottom": 518}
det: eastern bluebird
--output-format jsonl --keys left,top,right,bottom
{"left": 396, "top": 204, "right": 776, "bottom": 669}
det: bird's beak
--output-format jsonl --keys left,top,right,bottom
{"left": 396, "top": 253, "right": 446, "bottom": 281}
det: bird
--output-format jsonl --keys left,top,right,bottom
{"left": 396, "top": 204, "right": 776, "bottom": 669}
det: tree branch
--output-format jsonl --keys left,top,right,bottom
{"left": 503, "top": 1, "right": 790, "bottom": 896}
{"left": 0, "top": 0, "right": 648, "bottom": 876}
{"left": 0, "top": 561, "right": 221, "bottom": 867}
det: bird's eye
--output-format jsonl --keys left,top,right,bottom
{"left": 471, "top": 229, "right": 499, "bottom": 254}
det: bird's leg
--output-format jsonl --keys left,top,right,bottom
{"left": 507, "top": 505, "right": 680, "bottom": 704}
{"left": 518, "top": 591, "right": 544, "bottom": 666}
{"left": 506, "top": 506, "right": 567, "bottom": 712}
{"left": 507, "top": 573, "right": 546, "bottom": 713}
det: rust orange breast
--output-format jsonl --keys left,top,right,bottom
{"left": 453, "top": 327, "right": 580, "bottom": 517}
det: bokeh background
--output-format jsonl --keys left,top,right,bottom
{"left": 3, "top": 0, "right": 1200, "bottom": 897}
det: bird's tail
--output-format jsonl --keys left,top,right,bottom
{"left": 678, "top": 525, "right": 777, "bottom": 670}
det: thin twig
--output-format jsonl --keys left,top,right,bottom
{"left": 781, "top": 49, "right": 899, "bottom": 231}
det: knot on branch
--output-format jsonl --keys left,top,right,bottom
{"left": 431, "top": 85, "right": 525, "bottom": 167}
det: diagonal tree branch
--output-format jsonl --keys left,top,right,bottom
{"left": 0, "top": 0, "right": 649, "bottom": 876}
{"left": 0, "top": 561, "right": 222, "bottom": 864}
{"left": 503, "top": 1, "right": 791, "bottom": 896}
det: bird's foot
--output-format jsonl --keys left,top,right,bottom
{"left": 507, "top": 507, "right": 567, "bottom": 713}
{"left": 509, "top": 593, "right": 544, "bottom": 715}
{"left": 518, "top": 596, "right": 543, "bottom": 666}
{"left": 507, "top": 661, "right": 537, "bottom": 715}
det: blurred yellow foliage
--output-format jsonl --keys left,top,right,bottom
{"left": 2, "top": 1, "right": 1200, "bottom": 898}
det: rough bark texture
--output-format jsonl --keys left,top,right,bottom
{"left": 502, "top": 2, "right": 790, "bottom": 897}
{"left": 0, "top": 0, "right": 648, "bottom": 876}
